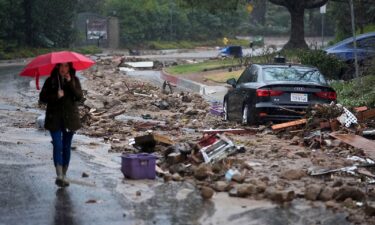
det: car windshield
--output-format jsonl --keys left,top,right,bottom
{"left": 263, "top": 67, "right": 328, "bottom": 85}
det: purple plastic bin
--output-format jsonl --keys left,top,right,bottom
{"left": 121, "top": 153, "right": 157, "bottom": 179}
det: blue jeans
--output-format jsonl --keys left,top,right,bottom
{"left": 50, "top": 129, "right": 74, "bottom": 167}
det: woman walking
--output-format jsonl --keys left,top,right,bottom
{"left": 40, "top": 62, "right": 83, "bottom": 187}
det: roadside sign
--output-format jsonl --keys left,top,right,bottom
{"left": 320, "top": 4, "right": 327, "bottom": 14}
{"left": 87, "top": 19, "right": 108, "bottom": 40}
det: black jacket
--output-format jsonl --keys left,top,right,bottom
{"left": 39, "top": 72, "right": 83, "bottom": 131}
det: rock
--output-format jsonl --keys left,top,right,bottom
{"left": 82, "top": 172, "right": 89, "bottom": 178}
{"left": 305, "top": 185, "right": 322, "bottom": 201}
{"left": 283, "top": 190, "right": 295, "bottom": 202}
{"left": 228, "top": 187, "right": 238, "bottom": 197}
{"left": 318, "top": 187, "right": 335, "bottom": 201}
{"left": 290, "top": 136, "right": 300, "bottom": 145}
{"left": 194, "top": 164, "right": 212, "bottom": 181}
{"left": 254, "top": 181, "right": 267, "bottom": 193}
{"left": 365, "top": 201, "right": 375, "bottom": 217}
{"left": 182, "top": 95, "right": 192, "bottom": 103}
{"left": 241, "top": 162, "right": 254, "bottom": 171}
{"left": 342, "top": 198, "right": 355, "bottom": 208}
{"left": 232, "top": 174, "right": 245, "bottom": 183}
{"left": 332, "top": 180, "right": 343, "bottom": 188}
{"left": 172, "top": 173, "right": 183, "bottom": 181}
{"left": 85, "top": 99, "right": 104, "bottom": 109}
{"left": 334, "top": 186, "right": 365, "bottom": 201}
{"left": 163, "top": 174, "right": 172, "bottom": 182}
{"left": 211, "top": 163, "right": 223, "bottom": 174}
{"left": 136, "top": 191, "right": 141, "bottom": 196}
{"left": 213, "top": 181, "right": 229, "bottom": 192}
{"left": 280, "top": 169, "right": 306, "bottom": 180}
{"left": 201, "top": 187, "right": 214, "bottom": 200}
{"left": 184, "top": 107, "right": 198, "bottom": 116}
{"left": 325, "top": 200, "right": 339, "bottom": 209}
{"left": 295, "top": 151, "right": 309, "bottom": 158}
{"left": 237, "top": 184, "right": 254, "bottom": 198}
{"left": 265, "top": 188, "right": 295, "bottom": 203}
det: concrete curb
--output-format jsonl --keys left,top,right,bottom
{"left": 160, "top": 69, "right": 207, "bottom": 95}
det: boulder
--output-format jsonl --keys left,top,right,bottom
{"left": 334, "top": 186, "right": 365, "bottom": 202}
{"left": 213, "top": 181, "right": 229, "bottom": 192}
{"left": 201, "top": 187, "right": 214, "bottom": 200}
{"left": 305, "top": 185, "right": 322, "bottom": 201}
{"left": 194, "top": 164, "right": 212, "bottom": 181}
{"left": 280, "top": 169, "right": 306, "bottom": 180}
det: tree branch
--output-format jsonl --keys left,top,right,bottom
{"left": 304, "top": 0, "right": 329, "bottom": 9}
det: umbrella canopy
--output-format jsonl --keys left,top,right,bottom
{"left": 19, "top": 51, "right": 95, "bottom": 89}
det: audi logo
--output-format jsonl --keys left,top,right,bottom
{"left": 294, "top": 87, "right": 305, "bottom": 91}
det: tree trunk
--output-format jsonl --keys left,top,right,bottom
{"left": 284, "top": 7, "right": 308, "bottom": 49}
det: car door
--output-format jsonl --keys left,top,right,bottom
{"left": 357, "top": 37, "right": 375, "bottom": 59}
{"left": 227, "top": 66, "right": 256, "bottom": 120}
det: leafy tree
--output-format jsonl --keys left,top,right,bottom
{"left": 0, "top": 0, "right": 25, "bottom": 48}
{"left": 330, "top": 0, "right": 375, "bottom": 42}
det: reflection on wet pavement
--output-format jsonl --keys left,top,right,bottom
{"left": 54, "top": 189, "right": 77, "bottom": 225}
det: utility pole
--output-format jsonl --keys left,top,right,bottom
{"left": 320, "top": 4, "right": 326, "bottom": 48}
{"left": 349, "top": 0, "right": 360, "bottom": 82}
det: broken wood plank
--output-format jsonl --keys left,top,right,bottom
{"left": 133, "top": 92, "right": 153, "bottom": 98}
{"left": 271, "top": 119, "right": 307, "bottom": 131}
{"left": 354, "top": 106, "right": 368, "bottom": 113}
{"left": 329, "top": 133, "right": 375, "bottom": 159}
{"left": 153, "top": 133, "right": 174, "bottom": 145}
{"left": 357, "top": 108, "right": 375, "bottom": 121}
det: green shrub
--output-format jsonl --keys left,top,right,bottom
{"left": 298, "top": 50, "right": 347, "bottom": 80}
{"left": 331, "top": 75, "right": 375, "bottom": 107}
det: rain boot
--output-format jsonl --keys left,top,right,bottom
{"left": 62, "top": 166, "right": 70, "bottom": 187}
{"left": 55, "top": 165, "right": 64, "bottom": 187}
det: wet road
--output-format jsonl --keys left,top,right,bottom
{"left": 0, "top": 65, "right": 352, "bottom": 225}
{"left": 0, "top": 66, "right": 208, "bottom": 225}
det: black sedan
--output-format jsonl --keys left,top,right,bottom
{"left": 223, "top": 64, "right": 337, "bottom": 124}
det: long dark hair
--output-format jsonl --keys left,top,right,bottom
{"left": 49, "top": 62, "right": 77, "bottom": 90}
{"left": 50, "top": 62, "right": 76, "bottom": 78}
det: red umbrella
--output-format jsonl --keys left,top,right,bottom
{"left": 19, "top": 51, "right": 95, "bottom": 90}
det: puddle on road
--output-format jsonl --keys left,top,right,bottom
{"left": 200, "top": 195, "right": 350, "bottom": 225}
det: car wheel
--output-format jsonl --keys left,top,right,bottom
{"left": 242, "top": 104, "right": 255, "bottom": 125}
{"left": 223, "top": 100, "right": 228, "bottom": 121}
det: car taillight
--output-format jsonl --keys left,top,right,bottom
{"left": 314, "top": 91, "right": 337, "bottom": 100}
{"left": 256, "top": 89, "right": 284, "bottom": 97}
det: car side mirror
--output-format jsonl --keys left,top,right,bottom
{"left": 226, "top": 78, "right": 236, "bottom": 88}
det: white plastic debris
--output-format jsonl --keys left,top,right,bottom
{"left": 337, "top": 107, "right": 358, "bottom": 127}
{"left": 36, "top": 114, "right": 45, "bottom": 129}
{"left": 347, "top": 156, "right": 375, "bottom": 164}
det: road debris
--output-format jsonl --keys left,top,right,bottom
{"left": 75, "top": 55, "right": 375, "bottom": 223}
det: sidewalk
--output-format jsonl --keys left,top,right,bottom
{"left": 160, "top": 69, "right": 228, "bottom": 103}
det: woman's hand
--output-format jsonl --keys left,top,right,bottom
{"left": 63, "top": 73, "right": 71, "bottom": 82}
{"left": 58, "top": 90, "right": 64, "bottom": 98}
